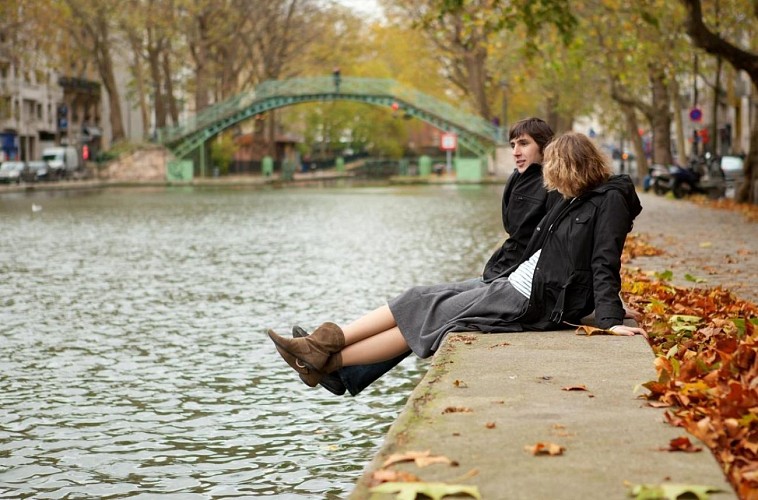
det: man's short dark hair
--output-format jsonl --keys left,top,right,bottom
{"left": 508, "top": 117, "right": 555, "bottom": 154}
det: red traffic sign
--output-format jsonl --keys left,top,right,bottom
{"left": 689, "top": 107, "right": 703, "bottom": 122}
{"left": 440, "top": 132, "right": 457, "bottom": 151}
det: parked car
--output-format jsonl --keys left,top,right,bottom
{"left": 0, "top": 161, "right": 25, "bottom": 184}
{"left": 720, "top": 155, "right": 744, "bottom": 197}
{"left": 21, "top": 161, "right": 52, "bottom": 182}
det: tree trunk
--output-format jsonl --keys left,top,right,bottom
{"left": 128, "top": 35, "right": 150, "bottom": 140}
{"left": 710, "top": 56, "right": 722, "bottom": 155}
{"left": 464, "top": 46, "right": 491, "bottom": 120}
{"left": 163, "top": 45, "right": 179, "bottom": 125}
{"left": 648, "top": 66, "right": 674, "bottom": 165}
{"left": 623, "top": 105, "right": 648, "bottom": 184}
{"left": 671, "top": 78, "right": 687, "bottom": 165}
{"left": 737, "top": 118, "right": 757, "bottom": 203}
{"left": 147, "top": 42, "right": 166, "bottom": 129}
{"left": 94, "top": 23, "right": 125, "bottom": 142}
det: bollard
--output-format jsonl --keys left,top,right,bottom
{"left": 418, "top": 155, "right": 432, "bottom": 176}
{"left": 262, "top": 156, "right": 274, "bottom": 177}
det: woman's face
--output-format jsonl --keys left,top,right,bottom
{"left": 510, "top": 134, "right": 542, "bottom": 173}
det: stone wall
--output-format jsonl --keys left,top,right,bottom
{"left": 99, "top": 146, "right": 169, "bottom": 181}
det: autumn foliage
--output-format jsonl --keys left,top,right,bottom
{"left": 622, "top": 234, "right": 758, "bottom": 499}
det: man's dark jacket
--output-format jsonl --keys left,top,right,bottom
{"left": 502, "top": 175, "right": 643, "bottom": 331}
{"left": 482, "top": 163, "right": 561, "bottom": 282}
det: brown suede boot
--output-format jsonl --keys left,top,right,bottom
{"left": 299, "top": 352, "right": 343, "bottom": 387}
{"left": 267, "top": 322, "right": 345, "bottom": 383}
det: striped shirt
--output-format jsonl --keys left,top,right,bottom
{"left": 509, "top": 249, "right": 541, "bottom": 298}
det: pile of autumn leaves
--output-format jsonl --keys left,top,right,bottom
{"left": 621, "top": 234, "right": 758, "bottom": 499}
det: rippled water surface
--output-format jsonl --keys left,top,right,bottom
{"left": 0, "top": 183, "right": 503, "bottom": 498}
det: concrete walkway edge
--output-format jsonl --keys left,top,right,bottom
{"left": 351, "top": 330, "right": 735, "bottom": 499}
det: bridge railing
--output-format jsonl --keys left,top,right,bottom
{"left": 158, "top": 77, "right": 501, "bottom": 147}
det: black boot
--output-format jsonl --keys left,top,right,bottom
{"left": 293, "top": 326, "right": 346, "bottom": 395}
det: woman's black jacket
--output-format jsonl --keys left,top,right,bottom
{"left": 509, "top": 175, "right": 642, "bottom": 330}
{"left": 482, "top": 163, "right": 561, "bottom": 282}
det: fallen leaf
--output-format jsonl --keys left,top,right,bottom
{"left": 524, "top": 442, "right": 565, "bottom": 456}
{"left": 453, "top": 379, "right": 468, "bottom": 388}
{"left": 370, "top": 481, "right": 481, "bottom": 500}
{"left": 488, "top": 341, "right": 511, "bottom": 349}
{"left": 654, "top": 269, "right": 674, "bottom": 281}
{"left": 684, "top": 273, "right": 707, "bottom": 283}
{"left": 370, "top": 469, "right": 419, "bottom": 485}
{"left": 442, "top": 406, "right": 473, "bottom": 414}
{"left": 485, "top": 422, "right": 496, "bottom": 429}
{"left": 562, "top": 385, "right": 589, "bottom": 391}
{"left": 449, "top": 335, "right": 478, "bottom": 344}
{"left": 660, "top": 436, "right": 702, "bottom": 453}
{"left": 382, "top": 450, "right": 454, "bottom": 468}
{"left": 699, "top": 241, "right": 712, "bottom": 248}
{"left": 567, "top": 323, "right": 623, "bottom": 336}
{"left": 627, "top": 482, "right": 721, "bottom": 500}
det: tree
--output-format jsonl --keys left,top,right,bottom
{"left": 679, "top": 0, "right": 757, "bottom": 203}
{"left": 58, "top": 0, "right": 127, "bottom": 143}
{"left": 385, "top": 0, "right": 577, "bottom": 121}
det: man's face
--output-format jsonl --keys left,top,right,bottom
{"left": 510, "top": 134, "right": 542, "bottom": 173}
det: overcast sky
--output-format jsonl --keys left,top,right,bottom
{"left": 335, "top": 0, "right": 384, "bottom": 19}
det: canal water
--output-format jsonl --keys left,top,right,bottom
{"left": 0, "top": 183, "right": 504, "bottom": 498}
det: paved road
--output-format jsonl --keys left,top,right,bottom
{"left": 631, "top": 192, "right": 758, "bottom": 303}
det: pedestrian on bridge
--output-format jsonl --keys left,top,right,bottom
{"left": 267, "top": 132, "right": 646, "bottom": 389}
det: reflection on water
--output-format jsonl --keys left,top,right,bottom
{"left": 0, "top": 183, "right": 503, "bottom": 498}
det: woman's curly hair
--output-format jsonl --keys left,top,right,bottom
{"left": 543, "top": 132, "right": 612, "bottom": 198}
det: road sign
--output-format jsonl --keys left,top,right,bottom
{"left": 440, "top": 132, "right": 457, "bottom": 151}
{"left": 689, "top": 107, "right": 703, "bottom": 122}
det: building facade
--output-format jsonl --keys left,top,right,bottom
{"left": 0, "top": 61, "right": 61, "bottom": 161}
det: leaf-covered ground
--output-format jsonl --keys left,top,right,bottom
{"left": 622, "top": 233, "right": 758, "bottom": 499}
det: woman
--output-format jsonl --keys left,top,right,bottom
{"left": 268, "top": 132, "right": 645, "bottom": 387}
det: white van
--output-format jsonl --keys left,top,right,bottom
{"left": 42, "top": 146, "right": 82, "bottom": 179}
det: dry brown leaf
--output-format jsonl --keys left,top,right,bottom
{"left": 381, "top": 450, "right": 454, "bottom": 469}
{"left": 566, "top": 322, "right": 622, "bottom": 336}
{"left": 485, "top": 422, "right": 496, "bottom": 429}
{"left": 525, "top": 442, "right": 565, "bottom": 456}
{"left": 442, "top": 406, "right": 473, "bottom": 414}
{"left": 562, "top": 385, "right": 589, "bottom": 392}
{"left": 660, "top": 436, "right": 702, "bottom": 453}
{"left": 453, "top": 379, "right": 468, "bottom": 388}
{"left": 370, "top": 469, "right": 420, "bottom": 485}
{"left": 488, "top": 341, "right": 511, "bottom": 349}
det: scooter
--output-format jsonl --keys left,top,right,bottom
{"left": 646, "top": 164, "right": 672, "bottom": 195}
{"left": 669, "top": 157, "right": 726, "bottom": 199}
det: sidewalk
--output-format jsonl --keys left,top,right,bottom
{"left": 631, "top": 192, "right": 758, "bottom": 303}
{"left": 352, "top": 193, "right": 754, "bottom": 499}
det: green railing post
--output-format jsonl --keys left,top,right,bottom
{"left": 418, "top": 155, "right": 432, "bottom": 176}
{"left": 199, "top": 143, "right": 207, "bottom": 178}
{"left": 262, "top": 156, "right": 274, "bottom": 177}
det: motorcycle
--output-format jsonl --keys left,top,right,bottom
{"left": 645, "top": 163, "right": 672, "bottom": 195}
{"left": 669, "top": 156, "right": 726, "bottom": 199}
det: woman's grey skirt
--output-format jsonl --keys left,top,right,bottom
{"left": 388, "top": 277, "right": 529, "bottom": 358}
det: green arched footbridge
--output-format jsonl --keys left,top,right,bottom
{"left": 158, "top": 77, "right": 504, "bottom": 170}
